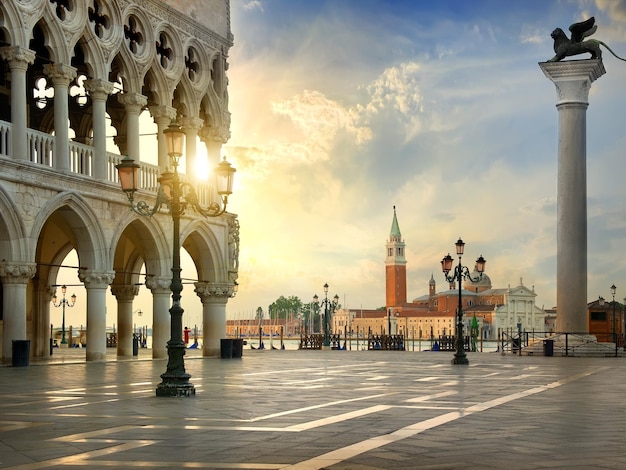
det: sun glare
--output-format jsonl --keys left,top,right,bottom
{"left": 194, "top": 141, "right": 210, "bottom": 181}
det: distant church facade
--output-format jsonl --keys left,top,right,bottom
{"left": 333, "top": 207, "right": 548, "bottom": 340}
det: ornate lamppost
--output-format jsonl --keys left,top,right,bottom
{"left": 116, "top": 122, "right": 236, "bottom": 397}
{"left": 313, "top": 283, "right": 339, "bottom": 348}
{"left": 441, "top": 238, "right": 486, "bottom": 365}
{"left": 51, "top": 285, "right": 76, "bottom": 346}
{"left": 611, "top": 284, "right": 617, "bottom": 356}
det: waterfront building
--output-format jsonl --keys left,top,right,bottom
{"left": 0, "top": 0, "right": 238, "bottom": 362}
{"left": 332, "top": 208, "right": 549, "bottom": 340}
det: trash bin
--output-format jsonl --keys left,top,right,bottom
{"left": 12, "top": 340, "right": 30, "bottom": 367}
{"left": 232, "top": 338, "right": 244, "bottom": 358}
{"left": 220, "top": 338, "right": 234, "bottom": 359}
{"left": 512, "top": 337, "right": 521, "bottom": 353}
{"left": 543, "top": 339, "right": 554, "bottom": 357}
{"left": 133, "top": 335, "right": 139, "bottom": 356}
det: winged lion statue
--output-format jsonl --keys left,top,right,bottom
{"left": 548, "top": 17, "right": 626, "bottom": 62}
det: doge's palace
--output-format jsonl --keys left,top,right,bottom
{"left": 0, "top": 0, "right": 238, "bottom": 362}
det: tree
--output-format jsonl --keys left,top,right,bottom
{"left": 255, "top": 306, "right": 264, "bottom": 321}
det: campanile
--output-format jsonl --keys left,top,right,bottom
{"left": 385, "top": 206, "right": 407, "bottom": 308}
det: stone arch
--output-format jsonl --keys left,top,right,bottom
{"left": 172, "top": 80, "right": 199, "bottom": 120}
{"left": 31, "top": 191, "right": 109, "bottom": 274}
{"left": 110, "top": 212, "right": 172, "bottom": 286}
{"left": 143, "top": 65, "right": 171, "bottom": 109}
{"left": 181, "top": 220, "right": 225, "bottom": 283}
{"left": 200, "top": 90, "right": 225, "bottom": 137}
{"left": 0, "top": 185, "right": 29, "bottom": 262}
{"left": 35, "top": 10, "right": 72, "bottom": 65}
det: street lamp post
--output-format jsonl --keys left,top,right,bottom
{"left": 51, "top": 285, "right": 76, "bottom": 346}
{"left": 441, "top": 238, "right": 486, "bottom": 365}
{"left": 116, "top": 122, "right": 236, "bottom": 397}
{"left": 611, "top": 284, "right": 617, "bottom": 356}
{"left": 313, "top": 283, "right": 339, "bottom": 348}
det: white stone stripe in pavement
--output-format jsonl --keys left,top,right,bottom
{"left": 279, "top": 368, "right": 600, "bottom": 470}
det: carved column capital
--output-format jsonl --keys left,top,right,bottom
{"left": 181, "top": 116, "right": 204, "bottom": 133}
{"left": 83, "top": 79, "right": 115, "bottom": 101}
{"left": 117, "top": 92, "right": 148, "bottom": 111}
{"left": 539, "top": 59, "right": 605, "bottom": 106}
{"left": 110, "top": 284, "right": 140, "bottom": 301}
{"left": 146, "top": 276, "right": 171, "bottom": 295}
{"left": 0, "top": 262, "right": 37, "bottom": 284}
{"left": 0, "top": 46, "right": 36, "bottom": 70}
{"left": 194, "top": 281, "right": 236, "bottom": 303}
{"left": 43, "top": 63, "right": 78, "bottom": 86}
{"left": 149, "top": 105, "right": 177, "bottom": 124}
{"left": 78, "top": 270, "right": 115, "bottom": 289}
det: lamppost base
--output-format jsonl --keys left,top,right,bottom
{"left": 451, "top": 353, "right": 469, "bottom": 365}
{"left": 156, "top": 377, "right": 195, "bottom": 397}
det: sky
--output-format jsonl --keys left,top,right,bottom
{"left": 222, "top": 0, "right": 626, "bottom": 318}
{"left": 52, "top": 0, "right": 626, "bottom": 330}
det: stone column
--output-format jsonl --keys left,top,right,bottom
{"left": 146, "top": 276, "right": 171, "bottom": 358}
{"left": 43, "top": 64, "right": 77, "bottom": 172}
{"left": 110, "top": 285, "right": 139, "bottom": 357}
{"left": 34, "top": 283, "right": 55, "bottom": 357}
{"left": 0, "top": 47, "right": 35, "bottom": 161}
{"left": 180, "top": 116, "right": 203, "bottom": 178}
{"left": 0, "top": 263, "right": 36, "bottom": 361}
{"left": 79, "top": 270, "right": 115, "bottom": 361}
{"left": 84, "top": 79, "right": 115, "bottom": 180}
{"left": 540, "top": 59, "right": 605, "bottom": 333}
{"left": 148, "top": 105, "right": 177, "bottom": 169}
{"left": 195, "top": 282, "right": 235, "bottom": 356}
{"left": 117, "top": 93, "right": 148, "bottom": 161}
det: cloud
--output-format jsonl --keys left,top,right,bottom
{"left": 271, "top": 89, "right": 372, "bottom": 159}
{"left": 243, "top": 1, "right": 264, "bottom": 12}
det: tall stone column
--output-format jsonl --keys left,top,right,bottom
{"left": 79, "top": 270, "right": 115, "bottom": 361}
{"left": 43, "top": 64, "right": 77, "bottom": 172}
{"left": 195, "top": 282, "right": 235, "bottom": 356}
{"left": 84, "top": 79, "right": 114, "bottom": 180}
{"left": 149, "top": 105, "right": 177, "bottom": 169}
{"left": 117, "top": 93, "right": 148, "bottom": 161}
{"left": 110, "top": 285, "right": 139, "bottom": 357}
{"left": 146, "top": 276, "right": 171, "bottom": 358}
{"left": 34, "top": 283, "right": 55, "bottom": 357}
{"left": 0, "top": 263, "right": 36, "bottom": 361}
{"left": 181, "top": 116, "right": 203, "bottom": 178}
{"left": 540, "top": 59, "right": 605, "bottom": 333}
{"left": 0, "top": 47, "right": 35, "bottom": 161}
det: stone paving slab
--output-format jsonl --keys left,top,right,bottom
{"left": 1, "top": 349, "right": 626, "bottom": 469}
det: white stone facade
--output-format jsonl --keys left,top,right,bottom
{"left": 0, "top": 0, "right": 238, "bottom": 361}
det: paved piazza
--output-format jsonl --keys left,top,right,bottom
{"left": 1, "top": 349, "right": 626, "bottom": 469}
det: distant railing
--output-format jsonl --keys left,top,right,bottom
{"left": 502, "top": 330, "right": 624, "bottom": 357}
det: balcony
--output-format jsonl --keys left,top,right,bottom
{"left": 0, "top": 119, "right": 214, "bottom": 204}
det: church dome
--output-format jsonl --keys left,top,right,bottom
{"left": 465, "top": 268, "right": 491, "bottom": 290}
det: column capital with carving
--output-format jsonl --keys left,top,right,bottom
{"left": 194, "top": 281, "right": 236, "bottom": 303}
{"left": 0, "top": 46, "right": 36, "bottom": 70}
{"left": 146, "top": 276, "right": 171, "bottom": 295}
{"left": 117, "top": 92, "right": 148, "bottom": 111}
{"left": 0, "top": 262, "right": 37, "bottom": 284}
{"left": 84, "top": 79, "right": 115, "bottom": 101}
{"left": 110, "top": 284, "right": 140, "bottom": 301}
{"left": 78, "top": 270, "right": 115, "bottom": 289}
{"left": 181, "top": 116, "right": 204, "bottom": 133}
{"left": 43, "top": 63, "right": 78, "bottom": 86}
{"left": 149, "top": 105, "right": 177, "bottom": 124}
{"left": 539, "top": 59, "right": 605, "bottom": 106}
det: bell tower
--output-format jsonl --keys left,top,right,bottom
{"left": 386, "top": 206, "right": 407, "bottom": 308}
